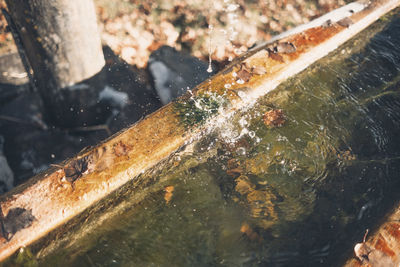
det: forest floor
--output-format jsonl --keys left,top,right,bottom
{"left": 0, "top": 0, "right": 350, "bottom": 67}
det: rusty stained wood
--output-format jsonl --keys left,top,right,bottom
{"left": 0, "top": 0, "right": 399, "bottom": 262}
{"left": 344, "top": 204, "right": 400, "bottom": 266}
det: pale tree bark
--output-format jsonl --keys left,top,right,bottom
{"left": 4, "top": 0, "right": 105, "bottom": 127}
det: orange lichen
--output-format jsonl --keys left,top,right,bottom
{"left": 374, "top": 235, "right": 395, "bottom": 257}
{"left": 386, "top": 222, "right": 400, "bottom": 240}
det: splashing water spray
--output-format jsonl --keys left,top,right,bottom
{"left": 207, "top": 23, "right": 213, "bottom": 73}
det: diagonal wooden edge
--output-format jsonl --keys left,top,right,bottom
{"left": 343, "top": 202, "right": 400, "bottom": 266}
{"left": 0, "top": 0, "right": 398, "bottom": 262}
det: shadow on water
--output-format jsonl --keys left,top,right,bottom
{"left": 8, "top": 10, "right": 400, "bottom": 267}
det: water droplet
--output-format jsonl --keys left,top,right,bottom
{"left": 237, "top": 147, "right": 246, "bottom": 155}
{"left": 237, "top": 91, "right": 246, "bottom": 98}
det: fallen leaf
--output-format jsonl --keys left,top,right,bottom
{"left": 268, "top": 51, "right": 284, "bottom": 62}
{"left": 252, "top": 65, "right": 267, "bottom": 75}
{"left": 263, "top": 109, "right": 286, "bottom": 127}
{"left": 337, "top": 17, "right": 353, "bottom": 28}
{"left": 275, "top": 42, "right": 296, "bottom": 53}
{"left": 237, "top": 68, "right": 251, "bottom": 82}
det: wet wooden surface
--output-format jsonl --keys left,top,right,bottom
{"left": 344, "top": 204, "right": 400, "bottom": 266}
{"left": 0, "top": 0, "right": 399, "bottom": 262}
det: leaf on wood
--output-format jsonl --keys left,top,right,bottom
{"left": 337, "top": 17, "right": 353, "bottom": 28}
{"left": 241, "top": 62, "right": 267, "bottom": 76}
{"left": 63, "top": 157, "right": 89, "bottom": 184}
{"left": 1, "top": 208, "right": 35, "bottom": 241}
{"left": 275, "top": 42, "right": 296, "bottom": 54}
{"left": 268, "top": 51, "right": 284, "bottom": 63}
{"left": 237, "top": 68, "right": 252, "bottom": 82}
{"left": 89, "top": 146, "right": 114, "bottom": 172}
{"left": 322, "top": 19, "right": 333, "bottom": 28}
{"left": 252, "top": 65, "right": 267, "bottom": 75}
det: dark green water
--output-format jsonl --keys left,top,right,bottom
{"left": 11, "top": 10, "right": 400, "bottom": 267}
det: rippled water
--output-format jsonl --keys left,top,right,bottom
{"left": 12, "top": 10, "right": 400, "bottom": 267}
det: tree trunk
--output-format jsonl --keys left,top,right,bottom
{"left": 4, "top": 0, "right": 105, "bottom": 127}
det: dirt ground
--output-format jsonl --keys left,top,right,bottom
{"left": 0, "top": 0, "right": 350, "bottom": 67}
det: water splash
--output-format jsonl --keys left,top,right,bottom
{"left": 207, "top": 24, "right": 214, "bottom": 73}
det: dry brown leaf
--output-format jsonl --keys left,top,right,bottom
{"left": 268, "top": 52, "right": 284, "bottom": 63}
{"left": 263, "top": 109, "right": 286, "bottom": 127}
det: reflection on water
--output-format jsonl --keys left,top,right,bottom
{"left": 28, "top": 11, "right": 400, "bottom": 267}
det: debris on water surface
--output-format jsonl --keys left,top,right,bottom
{"left": 0, "top": 207, "right": 35, "bottom": 241}
{"left": 263, "top": 109, "right": 286, "bottom": 127}
{"left": 164, "top": 185, "right": 174, "bottom": 204}
{"left": 337, "top": 150, "right": 356, "bottom": 161}
{"left": 240, "top": 222, "right": 263, "bottom": 242}
{"left": 235, "top": 175, "right": 255, "bottom": 195}
{"left": 247, "top": 189, "right": 278, "bottom": 229}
